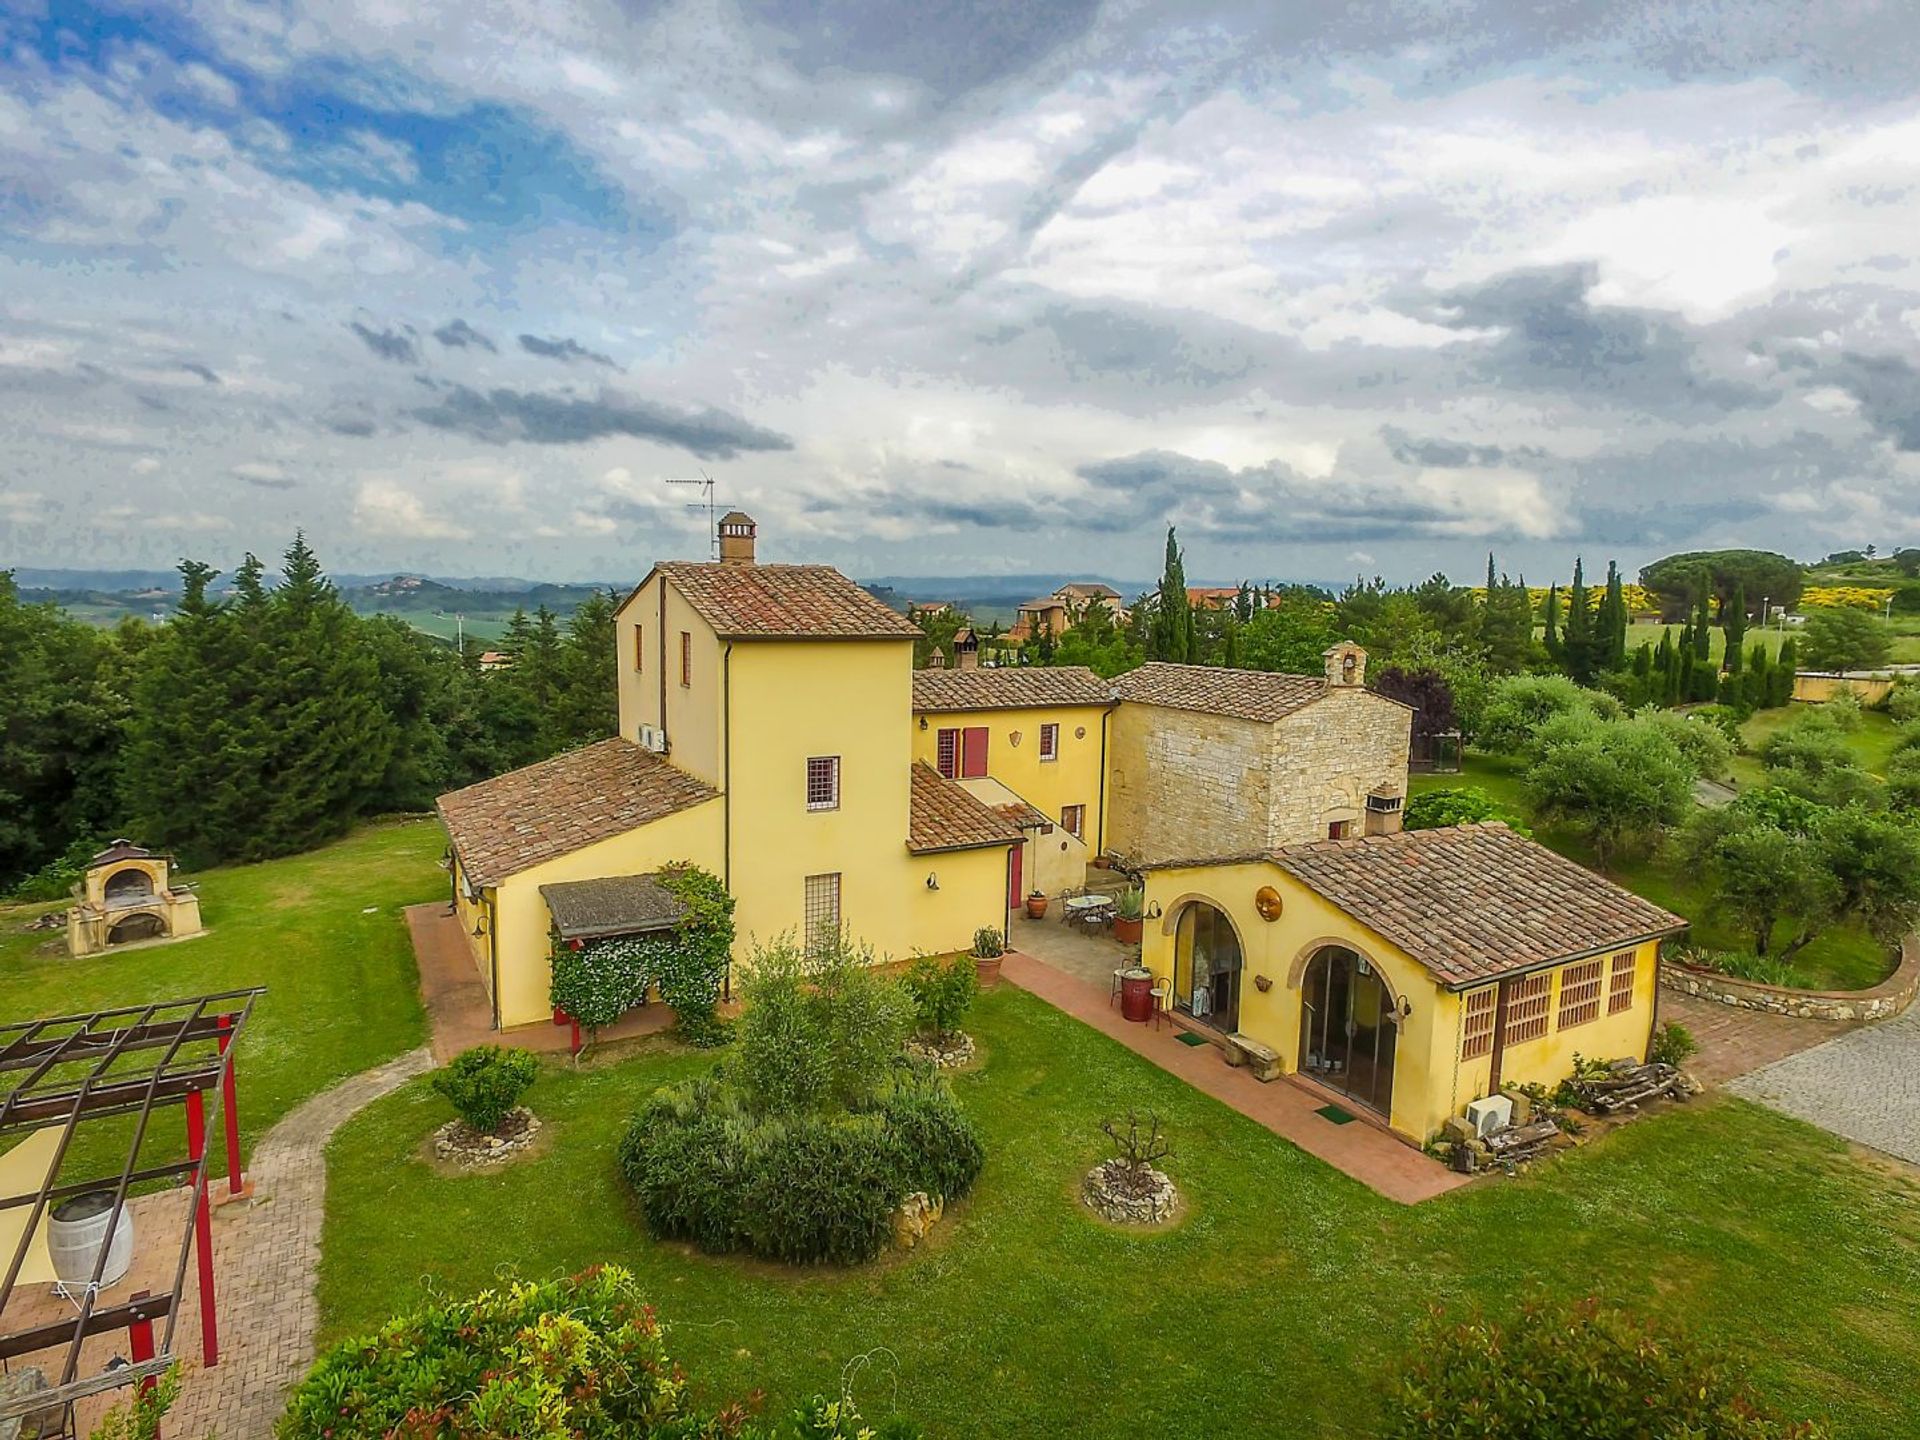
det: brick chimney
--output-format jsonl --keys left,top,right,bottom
{"left": 717, "top": 511, "right": 756, "bottom": 565}
{"left": 924, "top": 650, "right": 946, "bottom": 669}
{"left": 954, "top": 627, "right": 979, "bottom": 671}
{"left": 1324, "top": 641, "right": 1366, "bottom": 688}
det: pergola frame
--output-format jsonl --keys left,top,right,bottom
{"left": 0, "top": 988, "right": 262, "bottom": 1426}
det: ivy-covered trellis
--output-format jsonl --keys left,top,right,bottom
{"left": 549, "top": 863, "right": 735, "bottom": 1046}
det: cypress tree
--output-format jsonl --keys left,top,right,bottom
{"left": 1562, "top": 559, "right": 1598, "bottom": 683}
{"left": 1599, "top": 561, "right": 1628, "bottom": 670}
{"left": 1655, "top": 627, "right": 1678, "bottom": 706}
{"left": 1692, "top": 587, "right": 1712, "bottom": 661}
{"left": 1150, "top": 527, "right": 1194, "bottom": 664}
{"left": 1724, "top": 583, "right": 1747, "bottom": 674}
{"left": 1742, "top": 642, "right": 1770, "bottom": 709}
{"left": 1773, "top": 637, "right": 1798, "bottom": 706}
{"left": 1541, "top": 583, "right": 1562, "bottom": 662}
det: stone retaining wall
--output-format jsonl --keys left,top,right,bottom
{"left": 1659, "top": 935, "right": 1918, "bottom": 1022}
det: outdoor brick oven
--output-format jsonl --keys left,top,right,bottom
{"left": 65, "top": 840, "right": 204, "bottom": 957}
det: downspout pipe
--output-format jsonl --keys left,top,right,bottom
{"left": 1096, "top": 694, "right": 1118, "bottom": 859}
{"left": 486, "top": 891, "right": 501, "bottom": 1031}
{"left": 722, "top": 641, "right": 734, "bottom": 1002}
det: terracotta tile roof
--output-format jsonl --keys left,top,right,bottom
{"left": 907, "top": 763, "right": 1022, "bottom": 854}
{"left": 438, "top": 739, "right": 719, "bottom": 887}
{"left": 912, "top": 665, "right": 1113, "bottom": 713}
{"left": 651, "top": 561, "right": 920, "bottom": 639}
{"left": 1271, "top": 823, "right": 1688, "bottom": 988}
{"left": 1113, "top": 662, "right": 1328, "bottom": 723}
{"left": 993, "top": 799, "right": 1053, "bottom": 829}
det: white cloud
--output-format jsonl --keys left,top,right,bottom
{"left": 352, "top": 480, "right": 472, "bottom": 540}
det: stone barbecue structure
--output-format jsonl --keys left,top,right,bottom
{"left": 66, "top": 840, "right": 204, "bottom": 957}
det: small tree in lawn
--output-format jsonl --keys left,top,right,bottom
{"left": 1801, "top": 605, "right": 1893, "bottom": 673}
{"left": 1525, "top": 716, "right": 1693, "bottom": 870}
{"left": 902, "top": 953, "right": 978, "bottom": 1042}
{"left": 432, "top": 1045, "right": 539, "bottom": 1135}
{"left": 733, "top": 931, "right": 912, "bottom": 1115}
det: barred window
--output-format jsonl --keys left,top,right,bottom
{"left": 936, "top": 728, "right": 959, "bottom": 779}
{"left": 1503, "top": 972, "right": 1551, "bottom": 1046}
{"left": 804, "top": 873, "right": 841, "bottom": 954}
{"left": 632, "top": 623, "right": 644, "bottom": 674}
{"left": 1608, "top": 950, "right": 1638, "bottom": 1015}
{"left": 679, "top": 631, "right": 692, "bottom": 687}
{"left": 1461, "top": 986, "right": 1497, "bottom": 1060}
{"left": 805, "top": 756, "right": 840, "bottom": 811}
{"left": 1558, "top": 958, "right": 1605, "bottom": 1030}
{"left": 1038, "top": 723, "right": 1060, "bottom": 761}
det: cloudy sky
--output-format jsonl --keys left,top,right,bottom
{"left": 4, "top": 0, "right": 1920, "bottom": 587}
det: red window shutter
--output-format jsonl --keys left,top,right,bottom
{"left": 936, "top": 729, "right": 959, "bottom": 779}
{"left": 961, "top": 727, "right": 989, "bottom": 779}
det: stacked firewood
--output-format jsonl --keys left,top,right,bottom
{"left": 1564, "top": 1058, "right": 1693, "bottom": 1114}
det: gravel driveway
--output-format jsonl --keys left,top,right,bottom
{"left": 1729, "top": 1005, "right": 1920, "bottom": 1164}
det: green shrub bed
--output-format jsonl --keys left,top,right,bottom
{"left": 619, "top": 1069, "right": 983, "bottom": 1266}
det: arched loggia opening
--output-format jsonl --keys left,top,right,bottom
{"left": 1170, "top": 900, "right": 1243, "bottom": 1032}
{"left": 1297, "top": 945, "right": 1399, "bottom": 1118}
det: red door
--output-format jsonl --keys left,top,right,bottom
{"left": 1007, "top": 842, "right": 1023, "bottom": 910}
{"left": 961, "top": 726, "right": 989, "bottom": 778}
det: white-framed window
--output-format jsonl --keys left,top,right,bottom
{"left": 804, "top": 872, "right": 841, "bottom": 954}
{"left": 806, "top": 756, "right": 840, "bottom": 811}
{"left": 1038, "top": 722, "right": 1060, "bottom": 762}
{"left": 1061, "top": 804, "right": 1084, "bottom": 839}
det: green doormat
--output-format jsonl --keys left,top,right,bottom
{"left": 1174, "top": 1031, "right": 1208, "bottom": 1047}
{"left": 1315, "top": 1104, "right": 1356, "bottom": 1125}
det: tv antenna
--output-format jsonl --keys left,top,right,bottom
{"left": 666, "top": 471, "right": 723, "bottom": 559}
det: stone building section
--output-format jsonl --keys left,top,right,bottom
{"left": 1106, "top": 646, "right": 1412, "bottom": 864}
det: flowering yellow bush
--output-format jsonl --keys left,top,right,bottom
{"left": 1801, "top": 586, "right": 1894, "bottom": 611}
{"left": 1470, "top": 582, "right": 1658, "bottom": 614}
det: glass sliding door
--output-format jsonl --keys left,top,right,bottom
{"left": 1297, "top": 946, "right": 1397, "bottom": 1117}
{"left": 1172, "top": 902, "right": 1242, "bottom": 1032}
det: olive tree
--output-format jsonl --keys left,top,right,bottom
{"left": 1524, "top": 715, "right": 1694, "bottom": 869}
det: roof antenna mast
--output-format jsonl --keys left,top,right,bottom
{"left": 665, "top": 470, "right": 722, "bottom": 559}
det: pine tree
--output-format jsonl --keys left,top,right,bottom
{"left": 1150, "top": 528, "right": 1193, "bottom": 664}
{"left": 1724, "top": 583, "right": 1747, "bottom": 674}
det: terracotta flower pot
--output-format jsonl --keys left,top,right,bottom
{"left": 1113, "top": 915, "right": 1143, "bottom": 946}
{"left": 1025, "top": 893, "right": 1049, "bottom": 920}
{"left": 975, "top": 953, "right": 1004, "bottom": 987}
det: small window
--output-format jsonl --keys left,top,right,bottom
{"left": 936, "top": 728, "right": 959, "bottom": 779}
{"left": 1038, "top": 722, "right": 1059, "bottom": 762}
{"left": 632, "top": 623, "right": 644, "bottom": 674}
{"left": 806, "top": 756, "right": 840, "bottom": 811}
{"left": 1328, "top": 819, "right": 1353, "bottom": 840}
{"left": 804, "top": 872, "right": 841, "bottom": 954}
{"left": 1503, "top": 972, "right": 1551, "bottom": 1046}
{"left": 1558, "top": 958, "right": 1605, "bottom": 1030}
{"left": 1608, "top": 950, "right": 1638, "bottom": 1016}
{"left": 1061, "top": 804, "right": 1084, "bottom": 839}
{"left": 679, "top": 631, "right": 692, "bottom": 687}
{"left": 1461, "top": 986, "right": 1496, "bottom": 1060}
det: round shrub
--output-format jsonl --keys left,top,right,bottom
{"left": 431, "top": 1044, "right": 538, "bottom": 1134}
{"left": 901, "top": 953, "right": 978, "bottom": 1038}
{"left": 620, "top": 1070, "right": 983, "bottom": 1266}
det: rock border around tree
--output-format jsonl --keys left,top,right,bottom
{"left": 905, "top": 1030, "right": 976, "bottom": 1069}
{"left": 432, "top": 1105, "right": 544, "bottom": 1168}
{"left": 1661, "top": 933, "right": 1918, "bottom": 1022}
{"left": 1081, "top": 1158, "right": 1179, "bottom": 1226}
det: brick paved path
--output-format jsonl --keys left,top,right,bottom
{"left": 166, "top": 1046, "right": 434, "bottom": 1438}
{"left": 1729, "top": 1004, "right": 1920, "bottom": 1164}
{"left": 1660, "top": 992, "right": 1854, "bottom": 1085}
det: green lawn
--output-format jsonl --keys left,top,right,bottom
{"left": 1620, "top": 619, "right": 1791, "bottom": 663}
{"left": 319, "top": 987, "right": 1920, "bottom": 1438}
{"left": 0, "top": 819, "right": 443, "bottom": 1182}
{"left": 1736, "top": 708, "right": 1908, "bottom": 783}
{"left": 1412, "top": 754, "right": 1895, "bottom": 991}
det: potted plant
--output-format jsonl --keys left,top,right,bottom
{"left": 1112, "top": 886, "right": 1145, "bottom": 945}
{"left": 971, "top": 926, "right": 1005, "bottom": 985}
{"left": 1025, "top": 889, "right": 1049, "bottom": 920}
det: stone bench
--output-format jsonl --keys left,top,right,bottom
{"left": 1223, "top": 1033, "right": 1282, "bottom": 1082}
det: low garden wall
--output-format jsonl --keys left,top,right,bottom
{"left": 1659, "top": 935, "right": 1919, "bottom": 1022}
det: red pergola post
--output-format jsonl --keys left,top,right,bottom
{"left": 184, "top": 1089, "right": 218, "bottom": 1368}
{"left": 215, "top": 1014, "right": 243, "bottom": 1196}
{"left": 127, "top": 1287, "right": 156, "bottom": 1398}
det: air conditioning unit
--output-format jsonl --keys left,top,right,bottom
{"left": 1465, "top": 1094, "right": 1514, "bottom": 1137}
{"left": 636, "top": 722, "right": 669, "bottom": 754}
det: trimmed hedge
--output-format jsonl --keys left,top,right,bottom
{"left": 619, "top": 1070, "right": 983, "bottom": 1266}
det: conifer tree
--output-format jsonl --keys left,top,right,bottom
{"left": 1541, "top": 583, "right": 1562, "bottom": 662}
{"left": 1773, "top": 637, "right": 1799, "bottom": 706}
{"left": 1655, "top": 627, "right": 1678, "bottom": 706}
{"left": 1724, "top": 583, "right": 1747, "bottom": 674}
{"left": 1562, "top": 559, "right": 1598, "bottom": 684}
{"left": 1150, "top": 528, "right": 1194, "bottom": 664}
{"left": 1600, "top": 561, "right": 1628, "bottom": 670}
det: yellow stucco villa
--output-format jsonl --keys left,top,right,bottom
{"left": 437, "top": 513, "right": 1687, "bottom": 1145}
